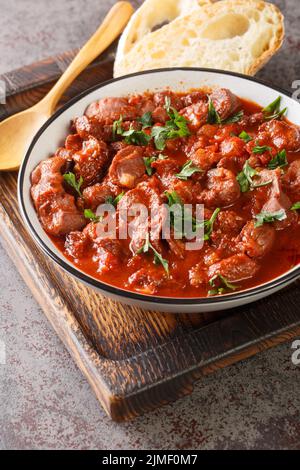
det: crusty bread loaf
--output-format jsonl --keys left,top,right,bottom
{"left": 115, "top": 0, "right": 213, "bottom": 66}
{"left": 114, "top": 0, "right": 284, "bottom": 78}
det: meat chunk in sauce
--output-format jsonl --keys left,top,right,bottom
{"left": 282, "top": 160, "right": 300, "bottom": 200}
{"left": 73, "top": 137, "right": 109, "bottom": 188}
{"left": 127, "top": 267, "right": 165, "bottom": 295}
{"left": 208, "top": 254, "right": 259, "bottom": 283}
{"left": 85, "top": 97, "right": 137, "bottom": 124}
{"left": 75, "top": 115, "right": 112, "bottom": 142}
{"left": 31, "top": 156, "right": 86, "bottom": 236}
{"left": 236, "top": 221, "right": 275, "bottom": 259}
{"left": 108, "top": 145, "right": 146, "bottom": 189}
{"left": 219, "top": 136, "right": 246, "bottom": 158}
{"left": 210, "top": 88, "right": 241, "bottom": 121}
{"left": 82, "top": 181, "right": 118, "bottom": 210}
{"left": 118, "top": 178, "right": 164, "bottom": 254}
{"left": 180, "top": 100, "right": 208, "bottom": 131}
{"left": 199, "top": 168, "right": 241, "bottom": 207}
{"left": 95, "top": 238, "right": 126, "bottom": 273}
{"left": 254, "top": 168, "right": 297, "bottom": 230}
{"left": 65, "top": 231, "right": 90, "bottom": 259}
{"left": 257, "top": 120, "right": 300, "bottom": 152}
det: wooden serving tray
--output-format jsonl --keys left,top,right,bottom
{"left": 1, "top": 49, "right": 300, "bottom": 421}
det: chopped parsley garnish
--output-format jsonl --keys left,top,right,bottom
{"left": 63, "top": 172, "right": 83, "bottom": 197}
{"left": 197, "top": 208, "right": 221, "bottom": 241}
{"left": 138, "top": 111, "right": 153, "bottom": 129}
{"left": 165, "top": 191, "right": 220, "bottom": 241}
{"left": 236, "top": 160, "right": 272, "bottom": 193}
{"left": 105, "top": 192, "right": 125, "bottom": 207}
{"left": 175, "top": 160, "right": 203, "bottom": 180}
{"left": 262, "top": 96, "right": 287, "bottom": 121}
{"left": 239, "top": 131, "right": 252, "bottom": 143}
{"left": 207, "top": 96, "right": 243, "bottom": 124}
{"left": 207, "top": 96, "right": 222, "bottom": 124}
{"left": 268, "top": 149, "right": 288, "bottom": 170}
{"left": 151, "top": 99, "right": 191, "bottom": 150}
{"left": 165, "top": 190, "right": 183, "bottom": 207}
{"left": 291, "top": 202, "right": 300, "bottom": 211}
{"left": 223, "top": 110, "right": 244, "bottom": 124}
{"left": 112, "top": 115, "right": 151, "bottom": 146}
{"left": 112, "top": 115, "right": 123, "bottom": 140}
{"left": 208, "top": 274, "right": 239, "bottom": 296}
{"left": 252, "top": 144, "right": 272, "bottom": 154}
{"left": 122, "top": 127, "right": 151, "bottom": 146}
{"left": 137, "top": 233, "right": 169, "bottom": 276}
{"left": 254, "top": 209, "right": 287, "bottom": 228}
{"left": 143, "top": 156, "right": 156, "bottom": 176}
{"left": 84, "top": 209, "right": 101, "bottom": 223}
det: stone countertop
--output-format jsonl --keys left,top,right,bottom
{"left": 1, "top": 0, "right": 300, "bottom": 450}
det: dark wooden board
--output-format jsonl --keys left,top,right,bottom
{"left": 1, "top": 49, "right": 300, "bottom": 421}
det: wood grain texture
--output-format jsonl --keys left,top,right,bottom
{"left": 0, "top": 50, "right": 300, "bottom": 421}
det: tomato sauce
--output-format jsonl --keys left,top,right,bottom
{"left": 31, "top": 88, "right": 300, "bottom": 297}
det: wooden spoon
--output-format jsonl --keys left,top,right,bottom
{"left": 0, "top": 1, "right": 133, "bottom": 171}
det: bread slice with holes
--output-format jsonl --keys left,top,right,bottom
{"left": 114, "top": 0, "right": 284, "bottom": 78}
{"left": 115, "top": 0, "right": 214, "bottom": 66}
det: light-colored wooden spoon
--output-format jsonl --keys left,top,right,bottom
{"left": 0, "top": 1, "right": 133, "bottom": 172}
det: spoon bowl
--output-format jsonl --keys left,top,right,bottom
{"left": 0, "top": 107, "right": 48, "bottom": 171}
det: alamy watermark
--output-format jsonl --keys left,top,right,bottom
{"left": 291, "top": 340, "right": 300, "bottom": 366}
{"left": 291, "top": 80, "right": 300, "bottom": 102}
{"left": 92, "top": 202, "right": 206, "bottom": 252}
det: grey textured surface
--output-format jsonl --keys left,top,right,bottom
{"left": 1, "top": 0, "right": 300, "bottom": 450}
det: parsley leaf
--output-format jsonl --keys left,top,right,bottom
{"left": 262, "top": 96, "right": 287, "bottom": 121}
{"left": 105, "top": 192, "right": 125, "bottom": 207}
{"left": 84, "top": 209, "right": 101, "bottom": 223}
{"left": 137, "top": 233, "right": 169, "bottom": 276}
{"left": 175, "top": 160, "right": 203, "bottom": 180}
{"left": 122, "top": 127, "right": 151, "bottom": 146}
{"left": 165, "top": 191, "right": 220, "bottom": 241}
{"left": 237, "top": 160, "right": 272, "bottom": 192}
{"left": 194, "top": 208, "right": 221, "bottom": 241}
{"left": 207, "top": 96, "right": 222, "bottom": 124}
{"left": 151, "top": 126, "right": 170, "bottom": 150}
{"left": 143, "top": 156, "right": 157, "bottom": 176}
{"left": 63, "top": 172, "right": 83, "bottom": 197}
{"left": 112, "top": 115, "right": 123, "bottom": 140}
{"left": 112, "top": 116, "right": 151, "bottom": 146}
{"left": 254, "top": 209, "right": 287, "bottom": 227}
{"left": 207, "top": 96, "right": 243, "bottom": 124}
{"left": 222, "top": 110, "right": 244, "bottom": 124}
{"left": 138, "top": 111, "right": 153, "bottom": 129}
{"left": 151, "top": 99, "right": 191, "bottom": 150}
{"left": 208, "top": 274, "right": 239, "bottom": 296}
{"left": 252, "top": 144, "right": 272, "bottom": 154}
{"left": 291, "top": 202, "right": 300, "bottom": 211}
{"left": 164, "top": 190, "right": 183, "bottom": 207}
{"left": 239, "top": 131, "right": 252, "bottom": 143}
{"left": 268, "top": 149, "right": 288, "bottom": 170}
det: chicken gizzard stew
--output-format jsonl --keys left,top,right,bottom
{"left": 31, "top": 88, "right": 300, "bottom": 297}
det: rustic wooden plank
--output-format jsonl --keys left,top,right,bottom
{"left": 1, "top": 50, "right": 300, "bottom": 421}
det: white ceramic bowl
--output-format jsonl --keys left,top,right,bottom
{"left": 18, "top": 68, "right": 300, "bottom": 313}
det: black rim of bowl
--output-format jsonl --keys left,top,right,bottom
{"left": 18, "top": 67, "right": 300, "bottom": 305}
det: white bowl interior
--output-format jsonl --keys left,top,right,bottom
{"left": 19, "top": 69, "right": 300, "bottom": 300}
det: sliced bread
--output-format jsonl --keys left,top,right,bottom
{"left": 114, "top": 0, "right": 284, "bottom": 77}
{"left": 114, "top": 0, "right": 213, "bottom": 67}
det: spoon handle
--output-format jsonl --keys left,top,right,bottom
{"left": 40, "top": 1, "right": 133, "bottom": 114}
